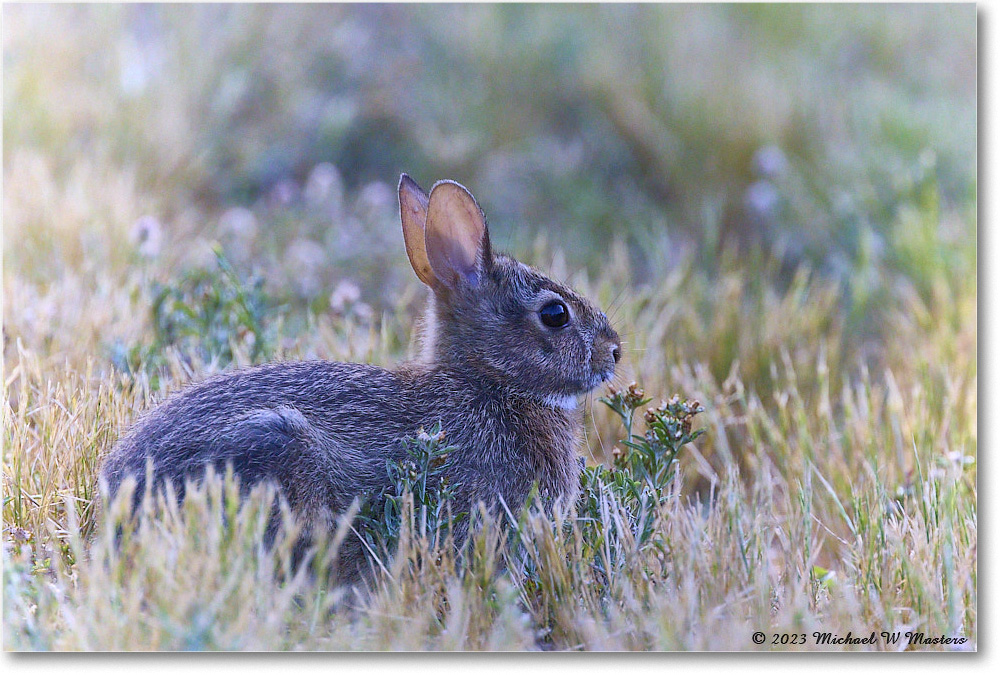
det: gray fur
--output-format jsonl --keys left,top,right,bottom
{"left": 100, "top": 175, "right": 621, "bottom": 576}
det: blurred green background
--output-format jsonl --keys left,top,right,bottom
{"left": 3, "top": 2, "right": 977, "bottom": 372}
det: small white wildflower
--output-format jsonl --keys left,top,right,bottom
{"left": 304, "top": 163, "right": 344, "bottom": 208}
{"left": 753, "top": 145, "right": 788, "bottom": 179}
{"left": 352, "top": 302, "right": 374, "bottom": 321}
{"left": 118, "top": 38, "right": 150, "bottom": 97}
{"left": 744, "top": 180, "right": 779, "bottom": 218}
{"left": 947, "top": 451, "right": 976, "bottom": 466}
{"left": 130, "top": 215, "right": 163, "bottom": 258}
{"left": 270, "top": 178, "right": 300, "bottom": 207}
{"left": 119, "top": 57, "right": 148, "bottom": 97}
{"left": 285, "top": 239, "right": 327, "bottom": 298}
{"left": 219, "top": 207, "right": 258, "bottom": 240}
{"left": 358, "top": 181, "right": 394, "bottom": 213}
{"left": 329, "top": 279, "right": 361, "bottom": 313}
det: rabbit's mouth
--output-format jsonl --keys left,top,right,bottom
{"left": 555, "top": 372, "right": 611, "bottom": 399}
{"left": 584, "top": 369, "right": 616, "bottom": 391}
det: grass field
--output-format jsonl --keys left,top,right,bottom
{"left": 2, "top": 4, "right": 976, "bottom": 650}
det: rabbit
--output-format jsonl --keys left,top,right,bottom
{"left": 99, "top": 174, "right": 621, "bottom": 578}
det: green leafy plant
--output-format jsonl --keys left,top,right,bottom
{"left": 111, "top": 248, "right": 277, "bottom": 384}
{"left": 356, "top": 424, "right": 467, "bottom": 562}
{"left": 578, "top": 383, "right": 705, "bottom": 549}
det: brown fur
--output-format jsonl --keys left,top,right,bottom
{"left": 100, "top": 175, "right": 621, "bottom": 577}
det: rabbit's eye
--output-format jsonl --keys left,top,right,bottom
{"left": 539, "top": 300, "right": 570, "bottom": 328}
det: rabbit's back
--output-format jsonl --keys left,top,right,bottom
{"left": 101, "top": 361, "right": 421, "bottom": 512}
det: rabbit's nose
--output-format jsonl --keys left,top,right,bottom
{"left": 611, "top": 345, "right": 621, "bottom": 363}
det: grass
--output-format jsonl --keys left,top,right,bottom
{"left": 2, "top": 4, "right": 976, "bottom": 651}
{"left": 2, "top": 248, "right": 977, "bottom": 650}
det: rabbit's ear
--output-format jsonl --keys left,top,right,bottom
{"left": 425, "top": 180, "right": 491, "bottom": 290}
{"left": 398, "top": 174, "right": 436, "bottom": 286}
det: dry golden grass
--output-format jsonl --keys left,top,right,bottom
{"left": 2, "top": 243, "right": 977, "bottom": 649}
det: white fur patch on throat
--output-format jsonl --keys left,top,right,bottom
{"left": 542, "top": 394, "right": 579, "bottom": 411}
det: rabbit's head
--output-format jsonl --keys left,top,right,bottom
{"left": 399, "top": 174, "right": 621, "bottom": 406}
